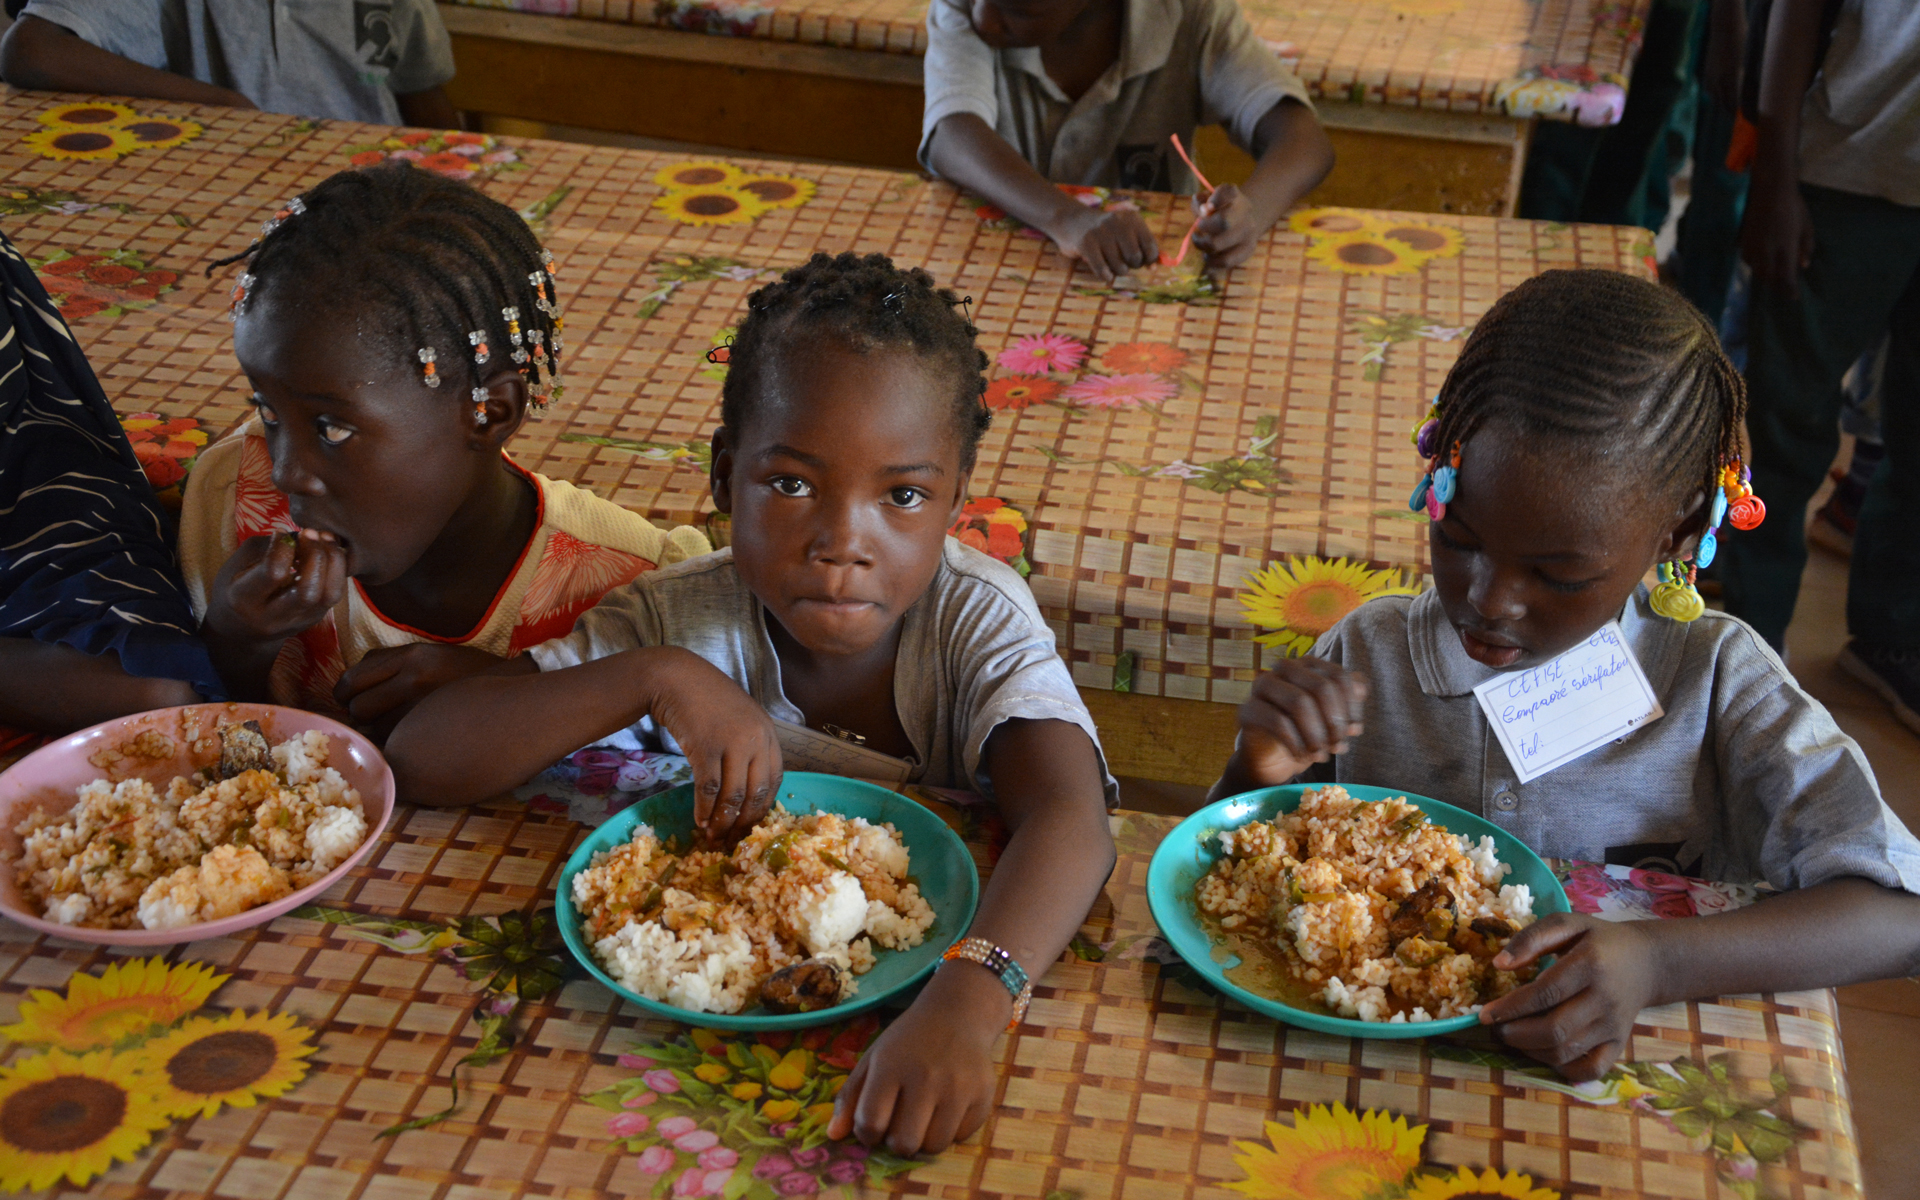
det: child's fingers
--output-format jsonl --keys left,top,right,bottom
{"left": 1492, "top": 911, "right": 1586, "bottom": 971}
{"left": 848, "top": 1068, "right": 903, "bottom": 1148}
{"left": 1288, "top": 660, "right": 1362, "bottom": 740}
{"left": 1479, "top": 943, "right": 1594, "bottom": 1026}
{"left": 334, "top": 645, "right": 408, "bottom": 704}
{"left": 918, "top": 1094, "right": 970, "bottom": 1156}
{"left": 883, "top": 1082, "right": 940, "bottom": 1157}
{"left": 1489, "top": 988, "right": 1613, "bottom": 1070}
{"left": 690, "top": 750, "right": 724, "bottom": 830}
{"left": 826, "top": 1058, "right": 869, "bottom": 1141}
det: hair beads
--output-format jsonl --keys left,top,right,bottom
{"left": 1407, "top": 400, "right": 1459, "bottom": 521}
{"left": 469, "top": 329, "right": 490, "bottom": 366}
{"left": 1651, "top": 560, "right": 1705, "bottom": 621}
{"left": 418, "top": 346, "right": 440, "bottom": 388}
{"left": 471, "top": 387, "right": 489, "bottom": 426}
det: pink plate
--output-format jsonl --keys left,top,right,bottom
{"left": 0, "top": 703, "right": 394, "bottom": 946}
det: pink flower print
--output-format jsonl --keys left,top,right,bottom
{"left": 608, "top": 1112, "right": 652, "bottom": 1137}
{"left": 637, "top": 1145, "right": 678, "bottom": 1175}
{"left": 753, "top": 1153, "right": 795, "bottom": 1179}
{"left": 1063, "top": 373, "right": 1178, "bottom": 409}
{"left": 1570, "top": 82, "right": 1626, "bottom": 127}
{"left": 777, "top": 1173, "right": 820, "bottom": 1196}
{"left": 769, "top": 1121, "right": 798, "bottom": 1138}
{"left": 674, "top": 1129, "right": 721, "bottom": 1153}
{"left": 825, "top": 1159, "right": 865, "bottom": 1184}
{"left": 674, "top": 1166, "right": 723, "bottom": 1196}
{"left": 482, "top": 149, "right": 518, "bottom": 164}
{"left": 996, "top": 333, "right": 1087, "bottom": 376}
{"left": 790, "top": 1146, "right": 830, "bottom": 1170}
{"left": 645, "top": 1070, "right": 683, "bottom": 1095}
{"left": 698, "top": 1147, "right": 739, "bottom": 1170}
{"left": 1628, "top": 867, "right": 1690, "bottom": 894}
{"left": 835, "top": 1144, "right": 868, "bottom": 1161}
{"left": 450, "top": 141, "right": 487, "bottom": 156}
{"left": 620, "top": 1090, "right": 658, "bottom": 1109}
{"left": 656, "top": 1116, "right": 698, "bottom": 1139}
{"left": 1649, "top": 892, "right": 1696, "bottom": 919}
{"left": 1562, "top": 865, "right": 1614, "bottom": 914}
{"left": 390, "top": 148, "right": 424, "bottom": 161}
{"left": 703, "top": 1168, "right": 736, "bottom": 1192}
{"left": 618, "top": 1054, "right": 656, "bottom": 1070}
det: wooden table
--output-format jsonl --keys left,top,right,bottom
{"left": 0, "top": 92, "right": 1654, "bottom": 783}
{"left": 0, "top": 758, "right": 1866, "bottom": 1200}
{"left": 434, "top": 0, "right": 1651, "bottom": 215}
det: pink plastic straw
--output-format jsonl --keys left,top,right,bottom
{"left": 1160, "top": 134, "right": 1212, "bottom": 267}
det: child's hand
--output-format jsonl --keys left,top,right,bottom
{"left": 1478, "top": 913, "right": 1659, "bottom": 1081}
{"left": 334, "top": 644, "right": 506, "bottom": 742}
{"left": 1233, "top": 657, "right": 1369, "bottom": 784}
{"left": 827, "top": 964, "right": 1004, "bottom": 1155}
{"left": 1190, "top": 184, "right": 1262, "bottom": 270}
{"left": 205, "top": 529, "right": 347, "bottom": 645}
{"left": 646, "top": 650, "right": 784, "bottom": 840}
{"left": 1049, "top": 205, "right": 1159, "bottom": 282}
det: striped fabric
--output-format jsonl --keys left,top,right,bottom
{"left": 0, "top": 230, "right": 221, "bottom": 697}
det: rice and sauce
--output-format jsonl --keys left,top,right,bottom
{"left": 570, "top": 806, "right": 934, "bottom": 1014}
{"left": 1196, "top": 785, "right": 1537, "bottom": 1023}
{"left": 12, "top": 724, "right": 368, "bottom": 931}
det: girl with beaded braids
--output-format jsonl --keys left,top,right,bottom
{"left": 1212, "top": 270, "right": 1920, "bottom": 1080}
{"left": 179, "top": 165, "right": 707, "bottom": 736}
{"left": 388, "top": 252, "right": 1118, "bottom": 1156}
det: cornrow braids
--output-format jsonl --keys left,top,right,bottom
{"left": 722, "top": 251, "right": 991, "bottom": 464}
{"left": 208, "top": 164, "right": 566, "bottom": 411}
{"left": 1422, "top": 270, "right": 1746, "bottom": 519}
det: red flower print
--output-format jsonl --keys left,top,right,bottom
{"left": 56, "top": 296, "right": 107, "bottom": 320}
{"left": 82, "top": 262, "right": 137, "bottom": 286}
{"left": 135, "top": 446, "right": 187, "bottom": 489}
{"left": 1628, "top": 867, "right": 1690, "bottom": 894}
{"left": 443, "top": 131, "right": 489, "bottom": 146}
{"left": 983, "top": 376, "right": 1060, "bottom": 411}
{"left": 419, "top": 151, "right": 473, "bottom": 176}
{"left": 119, "top": 283, "right": 164, "bottom": 300}
{"left": 986, "top": 522, "right": 1023, "bottom": 559}
{"left": 974, "top": 203, "right": 1008, "bottom": 221}
{"left": 956, "top": 528, "right": 989, "bottom": 553}
{"left": 1649, "top": 892, "right": 1696, "bottom": 919}
{"left": 40, "top": 255, "right": 91, "bottom": 276}
{"left": 1099, "top": 342, "right": 1188, "bottom": 375}
{"left": 962, "top": 497, "right": 1005, "bottom": 518}
{"left": 350, "top": 150, "right": 386, "bottom": 166}
{"left": 399, "top": 129, "right": 437, "bottom": 145}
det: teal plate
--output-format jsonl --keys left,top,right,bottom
{"left": 556, "top": 772, "right": 980, "bottom": 1031}
{"left": 1146, "top": 784, "right": 1570, "bottom": 1039}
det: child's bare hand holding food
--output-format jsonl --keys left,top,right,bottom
{"left": 1477, "top": 913, "right": 1659, "bottom": 1080}
{"left": 1210, "top": 657, "right": 1370, "bottom": 799}
{"left": 206, "top": 529, "right": 346, "bottom": 643}
{"left": 827, "top": 965, "right": 1004, "bottom": 1155}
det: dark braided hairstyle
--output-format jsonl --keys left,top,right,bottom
{"left": 209, "top": 164, "right": 564, "bottom": 411}
{"left": 1425, "top": 269, "right": 1746, "bottom": 517}
{"left": 722, "top": 252, "right": 991, "bottom": 465}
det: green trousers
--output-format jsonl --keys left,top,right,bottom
{"left": 1720, "top": 184, "right": 1920, "bottom": 651}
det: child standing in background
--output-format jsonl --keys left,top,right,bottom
{"left": 921, "top": 0, "right": 1332, "bottom": 279}
{"left": 0, "top": 0, "right": 460, "bottom": 128}
{"left": 1216, "top": 271, "right": 1920, "bottom": 1079}
{"left": 183, "top": 166, "right": 707, "bottom": 738}
{"left": 386, "top": 253, "right": 1118, "bottom": 1157}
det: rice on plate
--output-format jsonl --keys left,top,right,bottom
{"left": 571, "top": 805, "right": 934, "bottom": 1014}
{"left": 12, "top": 724, "right": 368, "bottom": 931}
{"left": 1196, "top": 785, "right": 1537, "bottom": 1023}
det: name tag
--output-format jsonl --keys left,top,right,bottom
{"left": 1472, "top": 621, "right": 1663, "bottom": 783}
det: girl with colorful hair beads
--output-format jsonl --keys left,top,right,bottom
{"left": 181, "top": 165, "right": 708, "bottom": 734}
{"left": 386, "top": 252, "right": 1117, "bottom": 1156}
{"left": 1213, "top": 270, "right": 1920, "bottom": 1079}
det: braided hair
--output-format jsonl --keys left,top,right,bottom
{"left": 723, "top": 252, "right": 991, "bottom": 465}
{"left": 210, "top": 164, "right": 563, "bottom": 409}
{"left": 1427, "top": 270, "right": 1745, "bottom": 518}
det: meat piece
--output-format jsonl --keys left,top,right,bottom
{"left": 760, "top": 959, "right": 845, "bottom": 1014}
{"left": 216, "top": 721, "right": 274, "bottom": 780}
{"left": 1470, "top": 916, "right": 1515, "bottom": 940}
{"left": 1386, "top": 881, "right": 1456, "bottom": 945}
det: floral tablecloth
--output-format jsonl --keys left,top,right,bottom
{"left": 0, "top": 771, "right": 1863, "bottom": 1200}
{"left": 0, "top": 94, "right": 1655, "bottom": 708}
{"left": 442, "top": 0, "right": 1646, "bottom": 125}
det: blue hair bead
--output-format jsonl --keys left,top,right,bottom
{"left": 1697, "top": 529, "right": 1718, "bottom": 569}
{"left": 1710, "top": 486, "right": 1728, "bottom": 529}
{"left": 1409, "top": 474, "right": 1431, "bottom": 512}
{"left": 1432, "top": 465, "right": 1457, "bottom": 504}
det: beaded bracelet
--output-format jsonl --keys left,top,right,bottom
{"left": 941, "top": 937, "right": 1032, "bottom": 1031}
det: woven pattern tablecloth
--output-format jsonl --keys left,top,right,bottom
{"left": 0, "top": 97, "right": 1655, "bottom": 707}
{"left": 442, "top": 0, "right": 1649, "bottom": 121}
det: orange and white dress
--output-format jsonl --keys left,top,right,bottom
{"left": 178, "top": 423, "right": 709, "bottom": 714}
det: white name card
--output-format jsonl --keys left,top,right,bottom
{"left": 1472, "top": 621, "right": 1664, "bottom": 783}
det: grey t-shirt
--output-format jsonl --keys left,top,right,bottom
{"left": 529, "top": 539, "right": 1118, "bottom": 803}
{"left": 1302, "top": 588, "right": 1920, "bottom": 893}
{"left": 920, "top": 0, "right": 1311, "bottom": 191}
{"left": 1798, "top": 0, "right": 1920, "bottom": 207}
{"left": 21, "top": 0, "right": 455, "bottom": 125}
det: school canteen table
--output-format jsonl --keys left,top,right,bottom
{"left": 0, "top": 723, "right": 1870, "bottom": 1200}
{"left": 431, "top": 0, "right": 1653, "bottom": 217}
{"left": 0, "top": 92, "right": 1674, "bottom": 788}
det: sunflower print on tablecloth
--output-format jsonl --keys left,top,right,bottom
{"left": 0, "top": 958, "right": 319, "bottom": 1192}
{"left": 1226, "top": 1103, "right": 1563, "bottom": 1200}
{"left": 1290, "top": 208, "right": 1465, "bottom": 277}
{"left": 23, "top": 102, "right": 201, "bottom": 161}
{"left": 1238, "top": 555, "right": 1421, "bottom": 656}
{"left": 133, "top": 1010, "right": 315, "bottom": 1118}
{"left": 1403, "top": 1166, "right": 1564, "bottom": 1200}
{"left": 0, "top": 1048, "right": 174, "bottom": 1193}
{"left": 652, "top": 161, "right": 815, "bottom": 226}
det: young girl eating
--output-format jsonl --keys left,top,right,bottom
{"left": 181, "top": 165, "right": 707, "bottom": 734}
{"left": 1213, "top": 270, "right": 1920, "bottom": 1079}
{"left": 386, "top": 252, "right": 1118, "bottom": 1156}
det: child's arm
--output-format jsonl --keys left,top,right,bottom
{"left": 332, "top": 643, "right": 506, "bottom": 744}
{"left": 1189, "top": 99, "right": 1334, "bottom": 270}
{"left": 395, "top": 86, "right": 460, "bottom": 131}
{"left": 828, "top": 717, "right": 1115, "bottom": 1155}
{"left": 1739, "top": 0, "right": 1825, "bottom": 295}
{"left": 1209, "top": 654, "right": 1370, "bottom": 801}
{"left": 200, "top": 529, "right": 347, "bottom": 701}
{"left": 0, "top": 14, "right": 254, "bottom": 108}
{"left": 926, "top": 114, "right": 1162, "bottom": 281}
{"left": 1480, "top": 878, "right": 1920, "bottom": 1079}
{"left": 382, "top": 647, "right": 783, "bottom": 836}
{"left": 0, "top": 640, "right": 200, "bottom": 733}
